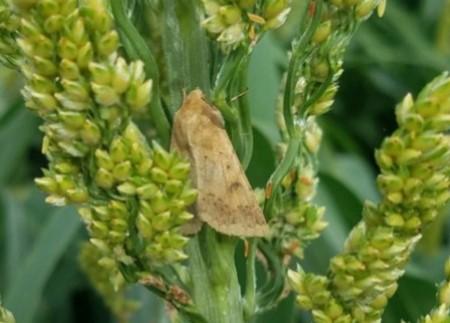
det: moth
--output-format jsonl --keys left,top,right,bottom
{"left": 171, "top": 90, "right": 269, "bottom": 237}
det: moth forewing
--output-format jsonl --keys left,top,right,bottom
{"left": 171, "top": 90, "right": 269, "bottom": 237}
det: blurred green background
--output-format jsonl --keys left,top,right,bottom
{"left": 1, "top": 0, "right": 450, "bottom": 322}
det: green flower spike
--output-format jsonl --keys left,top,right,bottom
{"left": 79, "top": 242, "right": 138, "bottom": 322}
{"left": 10, "top": 0, "right": 196, "bottom": 297}
{"left": 290, "top": 73, "right": 450, "bottom": 322}
{"left": 200, "top": 0, "right": 291, "bottom": 50}
{"left": 268, "top": 0, "right": 386, "bottom": 259}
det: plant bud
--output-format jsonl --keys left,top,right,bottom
{"left": 153, "top": 142, "right": 172, "bottom": 170}
{"left": 29, "top": 74, "right": 55, "bottom": 93}
{"left": 90, "top": 238, "right": 109, "bottom": 252}
{"left": 219, "top": 6, "right": 242, "bottom": 25}
{"left": 77, "top": 42, "right": 94, "bottom": 69}
{"left": 91, "top": 83, "right": 120, "bottom": 106}
{"left": 108, "top": 138, "right": 127, "bottom": 163}
{"left": 151, "top": 191, "right": 169, "bottom": 213}
{"left": 385, "top": 213, "right": 404, "bottom": 228}
{"left": 150, "top": 167, "right": 168, "bottom": 184}
{"left": 54, "top": 161, "right": 78, "bottom": 174}
{"left": 312, "top": 21, "right": 332, "bottom": 44}
{"left": 264, "top": 0, "right": 289, "bottom": 19}
{"left": 60, "top": 59, "right": 80, "bottom": 80}
{"left": 129, "top": 142, "right": 144, "bottom": 163}
{"left": 139, "top": 200, "right": 154, "bottom": 217}
{"left": 377, "top": 174, "right": 403, "bottom": 193}
{"left": 44, "top": 15, "right": 64, "bottom": 33}
{"left": 95, "top": 149, "right": 114, "bottom": 170}
{"left": 311, "top": 59, "right": 330, "bottom": 81}
{"left": 30, "top": 91, "right": 58, "bottom": 112}
{"left": 81, "top": 120, "right": 101, "bottom": 145}
{"left": 97, "top": 30, "right": 119, "bottom": 57}
{"left": 202, "top": 16, "right": 226, "bottom": 34}
{"left": 402, "top": 113, "right": 424, "bottom": 132}
{"left": 117, "top": 182, "right": 136, "bottom": 195}
{"left": 33, "top": 56, "right": 57, "bottom": 77}
{"left": 137, "top": 183, "right": 159, "bottom": 199}
{"left": 137, "top": 213, "right": 153, "bottom": 238}
{"left": 356, "top": 0, "right": 378, "bottom": 19}
{"left": 62, "top": 79, "right": 90, "bottom": 101}
{"left": 152, "top": 211, "right": 172, "bottom": 231}
{"left": 180, "top": 188, "right": 198, "bottom": 205}
{"left": 126, "top": 80, "right": 153, "bottom": 111}
{"left": 113, "top": 161, "right": 132, "bottom": 182}
{"left": 95, "top": 168, "right": 114, "bottom": 189}
{"left": 70, "top": 18, "right": 88, "bottom": 45}
{"left": 67, "top": 188, "right": 89, "bottom": 203}
{"left": 33, "top": 35, "right": 54, "bottom": 58}
{"left": 35, "top": 176, "right": 58, "bottom": 194}
{"left": 112, "top": 58, "right": 131, "bottom": 94}
{"left": 58, "top": 38, "right": 78, "bottom": 60}
{"left": 165, "top": 180, "right": 183, "bottom": 195}
{"left": 89, "top": 62, "right": 112, "bottom": 85}
{"left": 397, "top": 149, "right": 421, "bottom": 165}
{"left": 136, "top": 159, "right": 153, "bottom": 176}
{"left": 169, "top": 162, "right": 190, "bottom": 180}
{"left": 429, "top": 115, "right": 450, "bottom": 132}
{"left": 175, "top": 211, "right": 194, "bottom": 223}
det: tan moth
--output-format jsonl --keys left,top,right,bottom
{"left": 171, "top": 90, "right": 269, "bottom": 237}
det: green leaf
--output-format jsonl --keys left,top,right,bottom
{"left": 249, "top": 34, "right": 285, "bottom": 144}
{"left": 384, "top": 275, "right": 437, "bottom": 322}
{"left": 1, "top": 192, "right": 29, "bottom": 288}
{"left": 321, "top": 154, "right": 379, "bottom": 203}
{"left": 4, "top": 207, "right": 81, "bottom": 323}
{"left": 0, "top": 109, "right": 39, "bottom": 185}
{"left": 301, "top": 176, "right": 354, "bottom": 273}
{"left": 247, "top": 127, "right": 276, "bottom": 188}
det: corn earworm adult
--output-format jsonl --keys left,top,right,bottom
{"left": 171, "top": 90, "right": 269, "bottom": 237}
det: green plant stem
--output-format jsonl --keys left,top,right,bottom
{"left": 283, "top": 0, "right": 323, "bottom": 135}
{"left": 244, "top": 239, "right": 258, "bottom": 321}
{"left": 264, "top": 136, "right": 302, "bottom": 218}
{"left": 110, "top": 0, "right": 171, "bottom": 147}
{"left": 256, "top": 241, "right": 285, "bottom": 311}
{"left": 186, "top": 229, "right": 245, "bottom": 323}
{"left": 235, "top": 56, "right": 254, "bottom": 169}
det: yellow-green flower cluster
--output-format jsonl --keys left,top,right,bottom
{"left": 289, "top": 73, "right": 450, "bottom": 322}
{"left": 292, "top": 0, "right": 385, "bottom": 118}
{"left": 79, "top": 242, "right": 138, "bottom": 322}
{"left": 270, "top": 0, "right": 387, "bottom": 260}
{"left": 271, "top": 117, "right": 327, "bottom": 258}
{"left": 0, "top": 302, "right": 15, "bottom": 323}
{"left": 11, "top": 0, "right": 196, "bottom": 273}
{"left": 79, "top": 124, "right": 196, "bottom": 265}
{"left": 201, "top": 0, "right": 291, "bottom": 50}
{"left": 0, "top": 0, "right": 19, "bottom": 67}
{"left": 418, "top": 258, "right": 450, "bottom": 323}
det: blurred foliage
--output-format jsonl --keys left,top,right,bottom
{"left": 0, "top": 0, "right": 449, "bottom": 322}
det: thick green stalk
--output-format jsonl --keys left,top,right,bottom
{"left": 185, "top": 229, "right": 245, "bottom": 323}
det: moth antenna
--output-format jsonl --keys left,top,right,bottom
{"left": 231, "top": 89, "right": 249, "bottom": 102}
